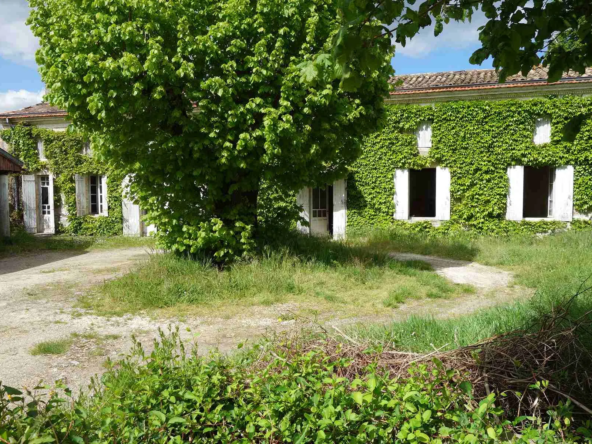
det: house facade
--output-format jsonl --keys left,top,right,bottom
{"left": 298, "top": 67, "right": 592, "bottom": 237}
{"left": 1, "top": 67, "right": 592, "bottom": 238}
{"left": 0, "top": 104, "right": 152, "bottom": 236}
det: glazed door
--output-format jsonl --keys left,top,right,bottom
{"left": 310, "top": 187, "right": 329, "bottom": 236}
{"left": 39, "top": 175, "right": 53, "bottom": 233}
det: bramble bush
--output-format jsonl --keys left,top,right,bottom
{"left": 1, "top": 329, "right": 590, "bottom": 443}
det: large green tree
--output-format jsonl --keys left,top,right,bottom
{"left": 29, "top": 0, "right": 392, "bottom": 261}
{"left": 316, "top": 0, "right": 592, "bottom": 87}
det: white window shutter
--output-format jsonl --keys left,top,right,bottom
{"left": 435, "top": 167, "right": 451, "bottom": 220}
{"left": 22, "top": 175, "right": 38, "bottom": 233}
{"left": 122, "top": 175, "right": 141, "bottom": 236}
{"left": 416, "top": 122, "right": 432, "bottom": 149}
{"left": 75, "top": 174, "right": 89, "bottom": 216}
{"left": 296, "top": 187, "right": 310, "bottom": 234}
{"left": 394, "top": 169, "right": 409, "bottom": 220}
{"left": 332, "top": 179, "right": 347, "bottom": 239}
{"left": 101, "top": 175, "right": 109, "bottom": 216}
{"left": 506, "top": 166, "right": 524, "bottom": 221}
{"left": 48, "top": 174, "right": 55, "bottom": 233}
{"left": 553, "top": 166, "right": 574, "bottom": 221}
{"left": 534, "top": 118, "right": 551, "bottom": 145}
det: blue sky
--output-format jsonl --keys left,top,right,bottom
{"left": 0, "top": 0, "right": 491, "bottom": 112}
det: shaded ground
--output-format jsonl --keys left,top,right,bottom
{"left": 0, "top": 247, "right": 528, "bottom": 392}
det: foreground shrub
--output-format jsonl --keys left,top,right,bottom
{"left": 2, "top": 330, "right": 591, "bottom": 443}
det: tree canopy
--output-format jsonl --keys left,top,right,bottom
{"left": 318, "top": 0, "right": 592, "bottom": 86}
{"left": 28, "top": 0, "right": 393, "bottom": 261}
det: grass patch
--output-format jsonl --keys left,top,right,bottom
{"left": 349, "top": 229, "right": 592, "bottom": 352}
{"left": 0, "top": 230, "right": 155, "bottom": 257}
{"left": 30, "top": 339, "right": 72, "bottom": 356}
{"left": 82, "top": 236, "right": 473, "bottom": 317}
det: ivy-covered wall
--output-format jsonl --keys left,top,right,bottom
{"left": 0, "top": 125, "right": 123, "bottom": 235}
{"left": 347, "top": 95, "right": 592, "bottom": 234}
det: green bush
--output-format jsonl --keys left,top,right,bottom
{"left": 1, "top": 330, "right": 590, "bottom": 443}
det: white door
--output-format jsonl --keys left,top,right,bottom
{"left": 39, "top": 175, "right": 53, "bottom": 233}
{"left": 310, "top": 187, "right": 329, "bottom": 236}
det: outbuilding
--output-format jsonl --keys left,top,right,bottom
{"left": 0, "top": 147, "right": 23, "bottom": 237}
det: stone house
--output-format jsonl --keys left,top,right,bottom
{"left": 1, "top": 67, "right": 592, "bottom": 238}
{"left": 0, "top": 104, "right": 151, "bottom": 236}
{"left": 297, "top": 67, "right": 592, "bottom": 237}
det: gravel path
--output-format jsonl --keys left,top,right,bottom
{"left": 0, "top": 247, "right": 527, "bottom": 393}
{"left": 389, "top": 252, "right": 513, "bottom": 289}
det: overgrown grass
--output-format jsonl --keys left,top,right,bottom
{"left": 30, "top": 339, "right": 72, "bottom": 356}
{"left": 350, "top": 228, "right": 592, "bottom": 352}
{"left": 82, "top": 235, "right": 474, "bottom": 317}
{"left": 0, "top": 230, "right": 155, "bottom": 257}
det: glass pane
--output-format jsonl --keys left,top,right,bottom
{"left": 312, "top": 188, "right": 319, "bottom": 210}
{"left": 319, "top": 187, "right": 326, "bottom": 210}
{"left": 41, "top": 187, "right": 49, "bottom": 206}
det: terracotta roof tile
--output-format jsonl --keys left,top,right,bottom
{"left": 0, "top": 102, "right": 67, "bottom": 119}
{"left": 389, "top": 67, "right": 592, "bottom": 94}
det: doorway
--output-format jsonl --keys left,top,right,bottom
{"left": 38, "top": 175, "right": 53, "bottom": 233}
{"left": 310, "top": 186, "right": 333, "bottom": 236}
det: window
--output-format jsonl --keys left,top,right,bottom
{"left": 89, "top": 175, "right": 105, "bottom": 215}
{"left": 409, "top": 168, "right": 436, "bottom": 218}
{"left": 533, "top": 117, "right": 551, "bottom": 145}
{"left": 311, "top": 187, "right": 328, "bottom": 218}
{"left": 523, "top": 166, "right": 555, "bottom": 218}
{"left": 82, "top": 141, "right": 92, "bottom": 155}
{"left": 40, "top": 175, "right": 50, "bottom": 215}
{"left": 416, "top": 122, "right": 432, "bottom": 151}
{"left": 38, "top": 139, "right": 46, "bottom": 161}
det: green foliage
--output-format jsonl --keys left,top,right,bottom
{"left": 2, "top": 330, "right": 590, "bottom": 443}
{"left": 0, "top": 125, "right": 45, "bottom": 172}
{"left": 0, "top": 125, "right": 122, "bottom": 236}
{"left": 317, "top": 0, "right": 592, "bottom": 89}
{"left": 28, "top": 0, "right": 393, "bottom": 263}
{"left": 348, "top": 96, "right": 592, "bottom": 233}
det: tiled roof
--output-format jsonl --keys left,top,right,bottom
{"left": 389, "top": 67, "right": 592, "bottom": 95}
{"left": 2, "top": 67, "right": 592, "bottom": 118}
{"left": 0, "top": 102, "right": 67, "bottom": 119}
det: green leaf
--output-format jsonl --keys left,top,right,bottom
{"left": 3, "top": 386, "right": 23, "bottom": 395}
{"left": 352, "top": 391, "right": 364, "bottom": 405}
{"left": 459, "top": 381, "right": 473, "bottom": 396}
{"left": 487, "top": 427, "right": 497, "bottom": 439}
{"left": 29, "top": 437, "right": 55, "bottom": 444}
{"left": 149, "top": 410, "right": 166, "bottom": 424}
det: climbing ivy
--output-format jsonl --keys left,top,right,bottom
{"left": 0, "top": 125, "right": 123, "bottom": 236}
{"left": 348, "top": 95, "right": 592, "bottom": 234}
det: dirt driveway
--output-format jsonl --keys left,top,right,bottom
{"left": 0, "top": 247, "right": 527, "bottom": 392}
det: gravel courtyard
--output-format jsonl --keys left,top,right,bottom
{"left": 0, "top": 246, "right": 527, "bottom": 392}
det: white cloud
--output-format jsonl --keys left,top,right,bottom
{"left": 0, "top": 89, "right": 44, "bottom": 112}
{"left": 0, "top": 0, "right": 39, "bottom": 67}
{"left": 395, "top": 11, "right": 487, "bottom": 59}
